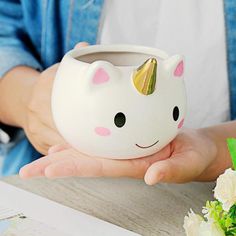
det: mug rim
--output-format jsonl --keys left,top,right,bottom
{"left": 65, "top": 44, "right": 169, "bottom": 66}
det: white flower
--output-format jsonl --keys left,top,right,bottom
{"left": 183, "top": 209, "right": 204, "bottom": 236}
{"left": 214, "top": 168, "right": 236, "bottom": 211}
{"left": 198, "top": 221, "right": 225, "bottom": 236}
{"left": 183, "top": 210, "right": 225, "bottom": 236}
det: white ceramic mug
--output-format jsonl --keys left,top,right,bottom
{"left": 51, "top": 45, "right": 187, "bottom": 159}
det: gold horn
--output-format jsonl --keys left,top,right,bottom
{"left": 133, "top": 58, "right": 157, "bottom": 95}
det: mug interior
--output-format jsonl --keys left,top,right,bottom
{"left": 76, "top": 51, "right": 163, "bottom": 67}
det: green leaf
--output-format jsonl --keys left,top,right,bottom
{"left": 229, "top": 205, "right": 236, "bottom": 219}
{"left": 227, "top": 138, "right": 236, "bottom": 170}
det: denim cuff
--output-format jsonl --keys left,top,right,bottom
{"left": 0, "top": 47, "right": 43, "bottom": 77}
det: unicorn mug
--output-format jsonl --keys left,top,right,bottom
{"left": 51, "top": 45, "right": 187, "bottom": 159}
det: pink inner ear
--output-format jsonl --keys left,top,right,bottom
{"left": 174, "top": 61, "right": 184, "bottom": 77}
{"left": 92, "top": 68, "right": 110, "bottom": 84}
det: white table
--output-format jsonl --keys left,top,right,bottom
{"left": 2, "top": 176, "right": 214, "bottom": 235}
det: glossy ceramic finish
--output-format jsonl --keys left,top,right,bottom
{"left": 52, "top": 45, "right": 187, "bottom": 159}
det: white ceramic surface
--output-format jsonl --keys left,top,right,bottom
{"left": 51, "top": 45, "right": 187, "bottom": 159}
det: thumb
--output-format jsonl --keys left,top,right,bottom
{"left": 74, "top": 42, "right": 89, "bottom": 49}
{"left": 144, "top": 152, "right": 206, "bottom": 185}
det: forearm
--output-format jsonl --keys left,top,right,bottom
{"left": 0, "top": 66, "right": 39, "bottom": 128}
{"left": 200, "top": 121, "right": 236, "bottom": 180}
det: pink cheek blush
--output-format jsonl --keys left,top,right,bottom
{"left": 178, "top": 119, "right": 184, "bottom": 129}
{"left": 95, "top": 127, "right": 111, "bottom": 136}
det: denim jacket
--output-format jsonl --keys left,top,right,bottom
{"left": 0, "top": 0, "right": 235, "bottom": 175}
{"left": 0, "top": 0, "right": 104, "bottom": 175}
{"left": 225, "top": 0, "right": 236, "bottom": 120}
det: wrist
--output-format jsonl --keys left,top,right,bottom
{"left": 0, "top": 66, "right": 40, "bottom": 128}
{"left": 197, "top": 126, "right": 232, "bottom": 181}
{"left": 18, "top": 76, "right": 37, "bottom": 129}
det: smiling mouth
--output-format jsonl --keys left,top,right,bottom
{"left": 135, "top": 140, "right": 159, "bottom": 149}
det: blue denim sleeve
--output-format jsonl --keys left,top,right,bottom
{"left": 0, "top": 0, "right": 42, "bottom": 77}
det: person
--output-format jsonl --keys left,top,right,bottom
{"left": 0, "top": 0, "right": 235, "bottom": 185}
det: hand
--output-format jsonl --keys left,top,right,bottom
{"left": 22, "top": 63, "right": 65, "bottom": 154}
{"left": 22, "top": 42, "right": 89, "bottom": 154}
{"left": 20, "top": 128, "right": 222, "bottom": 184}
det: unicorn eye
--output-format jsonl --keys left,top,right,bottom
{"left": 173, "top": 106, "right": 179, "bottom": 121}
{"left": 114, "top": 112, "right": 126, "bottom": 128}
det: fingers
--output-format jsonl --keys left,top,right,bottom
{"left": 74, "top": 42, "right": 89, "bottom": 49}
{"left": 19, "top": 156, "right": 51, "bottom": 179}
{"left": 44, "top": 155, "right": 104, "bottom": 178}
{"left": 19, "top": 151, "right": 68, "bottom": 179}
{"left": 42, "top": 128, "right": 65, "bottom": 148}
{"left": 20, "top": 143, "right": 172, "bottom": 179}
{"left": 48, "top": 143, "right": 71, "bottom": 154}
{"left": 144, "top": 151, "right": 206, "bottom": 185}
{"left": 45, "top": 156, "right": 147, "bottom": 179}
{"left": 25, "top": 121, "right": 65, "bottom": 155}
{"left": 20, "top": 148, "right": 151, "bottom": 179}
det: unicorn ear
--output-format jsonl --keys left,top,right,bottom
{"left": 163, "top": 55, "right": 184, "bottom": 78}
{"left": 87, "top": 61, "right": 119, "bottom": 88}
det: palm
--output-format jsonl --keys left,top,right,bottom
{"left": 20, "top": 129, "right": 217, "bottom": 184}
